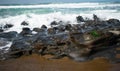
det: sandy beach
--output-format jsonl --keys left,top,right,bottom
{"left": 0, "top": 54, "right": 120, "bottom": 71}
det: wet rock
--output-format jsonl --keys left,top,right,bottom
{"left": 0, "top": 31, "right": 18, "bottom": 40}
{"left": 0, "top": 24, "right": 13, "bottom": 32}
{"left": 4, "top": 24, "right": 13, "bottom": 29}
{"left": 0, "top": 38, "right": 10, "bottom": 47}
{"left": 58, "top": 21, "right": 65, "bottom": 25}
{"left": 56, "top": 25, "right": 66, "bottom": 33}
{"left": 41, "top": 25, "right": 47, "bottom": 29}
{"left": 107, "top": 19, "right": 120, "bottom": 24}
{"left": 65, "top": 24, "right": 72, "bottom": 31}
{"left": 21, "top": 21, "right": 29, "bottom": 26}
{"left": 33, "top": 28, "right": 42, "bottom": 32}
{"left": 47, "top": 28, "right": 56, "bottom": 35}
{"left": 76, "top": 16, "right": 85, "bottom": 23}
{"left": 0, "top": 38, "right": 12, "bottom": 60}
{"left": 19, "top": 27, "right": 32, "bottom": 36}
{"left": 50, "top": 21, "right": 58, "bottom": 27}
{"left": 9, "top": 37, "right": 33, "bottom": 57}
{"left": 0, "top": 29, "right": 3, "bottom": 32}
{"left": 93, "top": 14, "right": 100, "bottom": 22}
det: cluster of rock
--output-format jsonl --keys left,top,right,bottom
{"left": 0, "top": 15, "right": 120, "bottom": 63}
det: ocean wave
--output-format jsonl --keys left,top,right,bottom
{"left": 0, "top": 3, "right": 120, "bottom": 9}
{"left": 0, "top": 11, "right": 120, "bottom": 33}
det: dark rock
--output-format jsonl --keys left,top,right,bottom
{"left": 21, "top": 21, "right": 29, "bottom": 26}
{"left": 33, "top": 28, "right": 41, "bottom": 32}
{"left": 0, "top": 38, "right": 10, "bottom": 47}
{"left": 10, "top": 41, "right": 32, "bottom": 51}
{"left": 0, "top": 29, "right": 3, "bottom": 32}
{"left": 56, "top": 25, "right": 66, "bottom": 33}
{"left": 9, "top": 37, "right": 33, "bottom": 57}
{"left": 107, "top": 19, "right": 120, "bottom": 24}
{"left": 0, "top": 38, "right": 12, "bottom": 60}
{"left": 4, "top": 24, "right": 13, "bottom": 29}
{"left": 0, "top": 24, "right": 13, "bottom": 32}
{"left": 58, "top": 21, "right": 64, "bottom": 25}
{"left": 76, "top": 16, "right": 85, "bottom": 23}
{"left": 47, "top": 28, "right": 56, "bottom": 35}
{"left": 41, "top": 25, "right": 47, "bottom": 29}
{"left": 93, "top": 14, "right": 100, "bottom": 22}
{"left": 65, "top": 24, "right": 72, "bottom": 31}
{"left": 0, "top": 31, "right": 18, "bottom": 40}
{"left": 19, "top": 27, "right": 32, "bottom": 36}
{"left": 50, "top": 21, "right": 58, "bottom": 26}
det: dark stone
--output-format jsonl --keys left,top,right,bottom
{"left": 20, "top": 27, "right": 32, "bottom": 36}
{"left": 0, "top": 29, "right": 3, "bottom": 32}
{"left": 33, "top": 28, "right": 41, "bottom": 32}
{"left": 50, "top": 21, "right": 58, "bottom": 26}
{"left": 47, "top": 28, "right": 56, "bottom": 34}
{"left": 65, "top": 24, "right": 72, "bottom": 31}
{"left": 41, "top": 25, "right": 47, "bottom": 29}
{"left": 56, "top": 25, "right": 66, "bottom": 33}
{"left": 76, "top": 16, "right": 85, "bottom": 23}
{"left": 107, "top": 19, "right": 120, "bottom": 24}
{"left": 0, "top": 31, "right": 18, "bottom": 40}
{"left": 58, "top": 21, "right": 64, "bottom": 25}
{"left": 0, "top": 38, "right": 10, "bottom": 47}
{"left": 21, "top": 21, "right": 29, "bottom": 26}
{"left": 4, "top": 24, "right": 13, "bottom": 29}
{"left": 10, "top": 40, "right": 32, "bottom": 51}
{"left": 9, "top": 37, "right": 33, "bottom": 57}
{"left": 93, "top": 14, "right": 99, "bottom": 21}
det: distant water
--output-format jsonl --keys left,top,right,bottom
{"left": 0, "top": 2, "right": 120, "bottom": 33}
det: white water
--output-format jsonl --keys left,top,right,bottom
{"left": 0, "top": 2, "right": 120, "bottom": 33}
{"left": 0, "top": 3, "right": 120, "bottom": 9}
{"left": 0, "top": 11, "right": 120, "bottom": 33}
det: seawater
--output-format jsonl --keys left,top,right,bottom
{"left": 0, "top": 2, "right": 120, "bottom": 33}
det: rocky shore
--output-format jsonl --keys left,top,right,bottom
{"left": 0, "top": 15, "right": 120, "bottom": 63}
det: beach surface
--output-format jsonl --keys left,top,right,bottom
{"left": 0, "top": 54, "right": 120, "bottom": 71}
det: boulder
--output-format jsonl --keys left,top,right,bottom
{"left": 107, "top": 19, "right": 120, "bottom": 24}
{"left": 4, "top": 24, "right": 13, "bottom": 29}
{"left": 21, "top": 21, "right": 29, "bottom": 26}
{"left": 9, "top": 37, "right": 33, "bottom": 57}
{"left": 50, "top": 21, "right": 58, "bottom": 27}
{"left": 19, "top": 27, "right": 32, "bottom": 36}
{"left": 41, "top": 25, "right": 47, "bottom": 29}
{"left": 56, "top": 25, "right": 66, "bottom": 33}
{"left": 0, "top": 31, "right": 18, "bottom": 40}
{"left": 0, "top": 29, "right": 3, "bottom": 32}
{"left": 0, "top": 38, "right": 12, "bottom": 60}
{"left": 93, "top": 14, "right": 100, "bottom": 22}
{"left": 65, "top": 24, "right": 72, "bottom": 31}
{"left": 33, "top": 28, "right": 42, "bottom": 32}
{"left": 76, "top": 16, "right": 85, "bottom": 23}
{"left": 47, "top": 28, "right": 56, "bottom": 35}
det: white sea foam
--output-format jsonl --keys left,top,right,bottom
{"left": 0, "top": 11, "right": 120, "bottom": 33}
{"left": 0, "top": 3, "right": 120, "bottom": 9}
{"left": 0, "top": 12, "right": 78, "bottom": 33}
{"left": 0, "top": 2, "right": 120, "bottom": 33}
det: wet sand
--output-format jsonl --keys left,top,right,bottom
{"left": 0, "top": 54, "right": 120, "bottom": 71}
